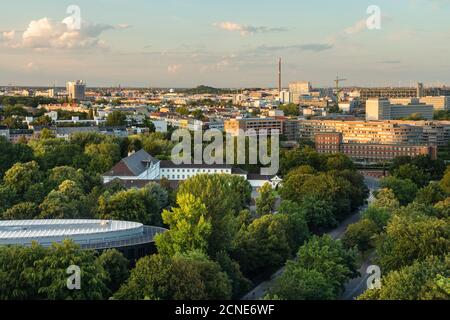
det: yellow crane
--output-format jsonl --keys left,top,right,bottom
{"left": 334, "top": 76, "right": 347, "bottom": 102}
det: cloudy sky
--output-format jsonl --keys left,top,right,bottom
{"left": 1, "top": 0, "right": 450, "bottom": 88}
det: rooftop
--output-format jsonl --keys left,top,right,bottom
{"left": 0, "top": 219, "right": 165, "bottom": 249}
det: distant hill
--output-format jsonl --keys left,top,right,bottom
{"left": 179, "top": 85, "right": 235, "bottom": 95}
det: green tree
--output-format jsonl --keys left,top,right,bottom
{"left": 279, "top": 103, "right": 300, "bottom": 117}
{"left": 391, "top": 164, "right": 430, "bottom": 187}
{"left": 255, "top": 183, "right": 276, "bottom": 217}
{"left": 177, "top": 174, "right": 251, "bottom": 255}
{"left": 440, "top": 167, "right": 450, "bottom": 194}
{"left": 0, "top": 241, "right": 109, "bottom": 300}
{"left": 277, "top": 200, "right": 310, "bottom": 250}
{"left": 215, "top": 251, "right": 252, "bottom": 299}
{"left": 84, "top": 142, "right": 121, "bottom": 174}
{"left": 415, "top": 182, "right": 446, "bottom": 205}
{"left": 342, "top": 218, "right": 379, "bottom": 252}
{"left": 3, "top": 161, "right": 42, "bottom": 195}
{"left": 325, "top": 154, "right": 355, "bottom": 171}
{"left": 298, "top": 194, "right": 337, "bottom": 230}
{"left": 294, "top": 235, "right": 359, "bottom": 296}
{"left": 0, "top": 136, "right": 34, "bottom": 178}
{"left": 39, "top": 180, "right": 87, "bottom": 219}
{"left": 372, "top": 188, "right": 400, "bottom": 212}
{"left": 269, "top": 264, "right": 335, "bottom": 300}
{"left": 379, "top": 176, "right": 418, "bottom": 205}
{"left": 96, "top": 249, "right": 129, "bottom": 294}
{"left": 2, "top": 202, "right": 39, "bottom": 220}
{"left": 361, "top": 206, "right": 391, "bottom": 229}
{"left": 114, "top": 251, "right": 232, "bottom": 300}
{"left": 96, "top": 186, "right": 161, "bottom": 225}
{"left": 375, "top": 214, "right": 450, "bottom": 272}
{"left": 232, "top": 214, "right": 292, "bottom": 276}
{"left": 155, "top": 193, "right": 212, "bottom": 256}
{"left": 105, "top": 111, "right": 127, "bottom": 126}
{"left": 359, "top": 255, "right": 449, "bottom": 300}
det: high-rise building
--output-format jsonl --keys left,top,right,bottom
{"left": 279, "top": 90, "right": 292, "bottom": 104}
{"left": 66, "top": 80, "right": 86, "bottom": 101}
{"left": 289, "top": 81, "right": 312, "bottom": 95}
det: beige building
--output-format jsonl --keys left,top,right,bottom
{"left": 366, "top": 98, "right": 433, "bottom": 120}
{"left": 420, "top": 96, "right": 450, "bottom": 111}
{"left": 224, "top": 118, "right": 283, "bottom": 136}
{"left": 289, "top": 81, "right": 312, "bottom": 95}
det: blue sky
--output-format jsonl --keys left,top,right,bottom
{"left": 1, "top": 0, "right": 450, "bottom": 87}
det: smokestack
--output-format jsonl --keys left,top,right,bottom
{"left": 278, "top": 58, "right": 282, "bottom": 94}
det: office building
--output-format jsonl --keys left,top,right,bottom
{"left": 366, "top": 98, "right": 434, "bottom": 120}
{"left": 289, "top": 81, "right": 312, "bottom": 95}
{"left": 66, "top": 80, "right": 86, "bottom": 101}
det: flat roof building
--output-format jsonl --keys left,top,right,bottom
{"left": 366, "top": 98, "right": 434, "bottom": 121}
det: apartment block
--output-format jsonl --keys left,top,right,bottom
{"left": 315, "top": 132, "right": 437, "bottom": 163}
{"left": 224, "top": 118, "right": 283, "bottom": 136}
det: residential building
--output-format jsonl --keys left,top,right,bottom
{"left": 315, "top": 132, "right": 437, "bottom": 163}
{"left": 224, "top": 118, "right": 283, "bottom": 136}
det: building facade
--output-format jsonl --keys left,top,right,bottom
{"left": 315, "top": 132, "right": 437, "bottom": 163}
{"left": 366, "top": 98, "right": 434, "bottom": 120}
{"left": 103, "top": 149, "right": 282, "bottom": 190}
{"left": 224, "top": 118, "right": 283, "bottom": 136}
{"left": 66, "top": 80, "right": 86, "bottom": 101}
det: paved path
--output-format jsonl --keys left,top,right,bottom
{"left": 242, "top": 177, "right": 380, "bottom": 300}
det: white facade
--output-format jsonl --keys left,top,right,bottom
{"left": 366, "top": 98, "right": 434, "bottom": 120}
{"left": 160, "top": 166, "right": 232, "bottom": 181}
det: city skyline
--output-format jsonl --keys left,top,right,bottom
{"left": 1, "top": 0, "right": 450, "bottom": 88}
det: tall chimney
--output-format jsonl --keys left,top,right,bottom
{"left": 278, "top": 58, "right": 282, "bottom": 94}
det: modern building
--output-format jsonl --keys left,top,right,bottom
{"left": 419, "top": 96, "right": 450, "bottom": 111}
{"left": 224, "top": 118, "right": 283, "bottom": 136}
{"left": 0, "top": 219, "right": 166, "bottom": 259}
{"left": 289, "top": 81, "right": 312, "bottom": 95}
{"left": 66, "top": 80, "right": 86, "bottom": 101}
{"left": 279, "top": 90, "right": 292, "bottom": 104}
{"left": 315, "top": 132, "right": 437, "bottom": 163}
{"left": 296, "top": 120, "right": 424, "bottom": 145}
{"left": 102, "top": 149, "right": 282, "bottom": 190}
{"left": 366, "top": 98, "right": 434, "bottom": 120}
{"left": 356, "top": 85, "right": 450, "bottom": 101}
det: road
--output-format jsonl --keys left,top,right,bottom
{"left": 242, "top": 176, "right": 380, "bottom": 300}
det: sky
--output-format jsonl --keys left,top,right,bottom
{"left": 1, "top": 0, "right": 450, "bottom": 88}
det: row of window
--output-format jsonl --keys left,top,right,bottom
{"left": 161, "top": 168, "right": 230, "bottom": 173}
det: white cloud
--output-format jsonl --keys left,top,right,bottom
{"left": 168, "top": 64, "right": 182, "bottom": 74}
{"left": 213, "top": 21, "right": 286, "bottom": 36}
{"left": 344, "top": 19, "right": 368, "bottom": 35}
{"left": 2, "top": 30, "right": 15, "bottom": 41}
{"left": 3, "top": 17, "right": 127, "bottom": 50}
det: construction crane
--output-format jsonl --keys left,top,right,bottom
{"left": 334, "top": 75, "right": 347, "bottom": 102}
